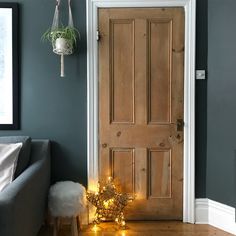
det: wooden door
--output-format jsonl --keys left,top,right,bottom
{"left": 99, "top": 8, "right": 184, "bottom": 220}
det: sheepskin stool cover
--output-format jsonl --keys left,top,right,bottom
{"left": 48, "top": 181, "right": 87, "bottom": 236}
{"left": 49, "top": 181, "right": 87, "bottom": 218}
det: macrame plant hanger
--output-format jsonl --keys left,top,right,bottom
{"left": 51, "top": 0, "right": 74, "bottom": 77}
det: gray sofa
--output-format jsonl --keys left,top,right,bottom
{"left": 0, "top": 137, "right": 51, "bottom": 236}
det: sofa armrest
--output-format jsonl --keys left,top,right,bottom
{"left": 0, "top": 140, "right": 51, "bottom": 236}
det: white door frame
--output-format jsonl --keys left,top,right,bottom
{"left": 86, "top": 0, "right": 196, "bottom": 224}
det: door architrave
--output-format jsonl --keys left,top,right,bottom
{"left": 86, "top": 0, "right": 196, "bottom": 224}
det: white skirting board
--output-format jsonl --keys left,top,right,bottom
{"left": 195, "top": 198, "right": 236, "bottom": 235}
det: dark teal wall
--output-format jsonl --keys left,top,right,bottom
{"left": 195, "top": 0, "right": 208, "bottom": 198}
{"left": 196, "top": 0, "right": 236, "bottom": 207}
{"left": 0, "top": 0, "right": 87, "bottom": 186}
{"left": 207, "top": 0, "right": 236, "bottom": 207}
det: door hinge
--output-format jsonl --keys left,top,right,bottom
{"left": 96, "top": 30, "right": 100, "bottom": 41}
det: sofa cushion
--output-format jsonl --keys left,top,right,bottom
{"left": 0, "top": 136, "right": 31, "bottom": 178}
{"left": 0, "top": 143, "right": 22, "bottom": 191}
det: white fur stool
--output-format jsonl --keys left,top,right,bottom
{"left": 48, "top": 181, "right": 86, "bottom": 236}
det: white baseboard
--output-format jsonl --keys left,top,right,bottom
{"left": 195, "top": 198, "right": 209, "bottom": 224}
{"left": 195, "top": 198, "right": 236, "bottom": 235}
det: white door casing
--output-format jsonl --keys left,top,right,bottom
{"left": 86, "top": 0, "right": 196, "bottom": 224}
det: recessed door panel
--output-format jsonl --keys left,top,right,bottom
{"left": 110, "top": 148, "right": 134, "bottom": 194}
{"left": 148, "top": 20, "right": 172, "bottom": 124}
{"left": 148, "top": 149, "right": 171, "bottom": 198}
{"left": 110, "top": 20, "right": 135, "bottom": 124}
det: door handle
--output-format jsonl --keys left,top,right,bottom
{"left": 176, "top": 119, "right": 184, "bottom": 131}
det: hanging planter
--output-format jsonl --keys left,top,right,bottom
{"left": 41, "top": 0, "right": 79, "bottom": 77}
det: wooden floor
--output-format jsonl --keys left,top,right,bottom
{"left": 38, "top": 221, "right": 234, "bottom": 236}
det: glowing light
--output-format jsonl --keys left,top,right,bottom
{"left": 89, "top": 181, "right": 99, "bottom": 192}
{"left": 121, "top": 231, "right": 126, "bottom": 236}
{"left": 103, "top": 200, "right": 109, "bottom": 209}
{"left": 92, "top": 224, "right": 98, "bottom": 232}
{"left": 86, "top": 177, "right": 133, "bottom": 228}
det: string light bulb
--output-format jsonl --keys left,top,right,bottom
{"left": 92, "top": 224, "right": 98, "bottom": 232}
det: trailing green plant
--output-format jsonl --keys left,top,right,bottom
{"left": 41, "top": 26, "right": 80, "bottom": 48}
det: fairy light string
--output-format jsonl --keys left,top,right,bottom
{"left": 87, "top": 177, "right": 132, "bottom": 229}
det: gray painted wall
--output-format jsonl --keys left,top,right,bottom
{"left": 1, "top": 0, "right": 235, "bottom": 208}
{"left": 0, "top": 0, "right": 87, "bottom": 186}
{"left": 207, "top": 0, "right": 236, "bottom": 207}
{"left": 196, "top": 0, "right": 236, "bottom": 207}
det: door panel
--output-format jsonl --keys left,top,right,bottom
{"left": 99, "top": 8, "right": 184, "bottom": 220}
{"left": 110, "top": 148, "right": 135, "bottom": 195}
{"left": 110, "top": 20, "right": 135, "bottom": 124}
{"left": 148, "top": 149, "right": 171, "bottom": 198}
{"left": 148, "top": 19, "right": 172, "bottom": 123}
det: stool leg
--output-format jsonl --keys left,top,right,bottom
{"left": 57, "top": 218, "right": 61, "bottom": 231}
{"left": 77, "top": 215, "right": 82, "bottom": 231}
{"left": 53, "top": 217, "right": 59, "bottom": 236}
{"left": 71, "top": 216, "right": 78, "bottom": 236}
{"left": 44, "top": 212, "right": 50, "bottom": 227}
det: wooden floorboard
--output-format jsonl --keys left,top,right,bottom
{"left": 38, "top": 221, "right": 234, "bottom": 236}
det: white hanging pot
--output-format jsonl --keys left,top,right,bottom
{"left": 42, "top": 0, "right": 78, "bottom": 77}
{"left": 55, "top": 37, "right": 67, "bottom": 52}
{"left": 53, "top": 37, "right": 73, "bottom": 55}
{"left": 52, "top": 37, "right": 73, "bottom": 77}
